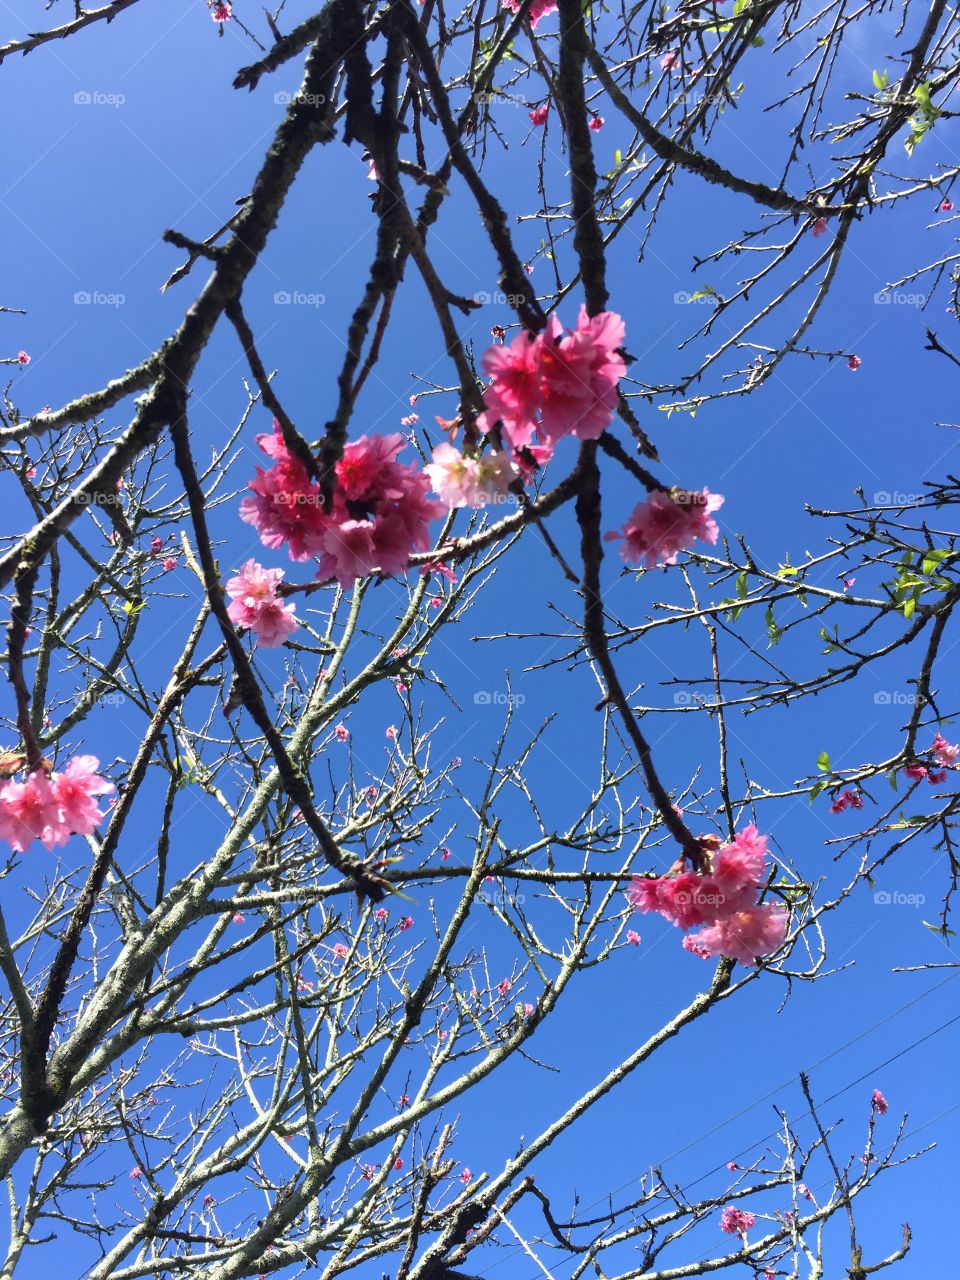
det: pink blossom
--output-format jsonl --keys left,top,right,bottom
{"left": 211, "top": 2, "right": 232, "bottom": 21}
{"left": 607, "top": 487, "right": 724, "bottom": 568}
{"left": 386, "top": 725, "right": 397, "bottom": 740}
{"left": 425, "top": 442, "right": 515, "bottom": 508}
{"left": 829, "top": 789, "right": 863, "bottom": 814}
{"left": 401, "top": 413, "right": 419, "bottom": 427}
{"left": 903, "top": 763, "right": 928, "bottom": 781}
{"left": 0, "top": 756, "right": 112, "bottom": 853}
{"left": 872, "top": 1088, "right": 888, "bottom": 1115}
{"left": 660, "top": 50, "right": 678, "bottom": 71}
{"left": 441, "top": 847, "right": 452, "bottom": 861}
{"left": 625, "top": 929, "right": 641, "bottom": 946}
{"left": 374, "top": 907, "right": 389, "bottom": 921}
{"left": 398, "top": 915, "right": 414, "bottom": 931}
{"left": 719, "top": 1206, "right": 756, "bottom": 1234}
{"left": 332, "top": 943, "right": 349, "bottom": 958}
{"left": 398, "top": 1094, "right": 410, "bottom": 1107}
{"left": 687, "top": 904, "right": 788, "bottom": 966}
{"left": 941, "top": 199, "right": 954, "bottom": 212}
{"left": 479, "top": 308, "right": 626, "bottom": 449}
{"left": 529, "top": 104, "right": 549, "bottom": 127}
{"left": 497, "top": 978, "right": 512, "bottom": 996}
{"left": 25, "top": 465, "right": 36, "bottom": 480}
{"left": 536, "top": 309, "right": 627, "bottom": 443}
{"left": 130, "top": 1167, "right": 142, "bottom": 1179}
{"left": 501, "top": 0, "right": 557, "bottom": 27}
{"left": 811, "top": 216, "right": 828, "bottom": 236}
{"left": 162, "top": 557, "right": 178, "bottom": 572}
{"left": 16, "top": 351, "right": 30, "bottom": 366}
{"left": 334, "top": 724, "right": 349, "bottom": 742}
{"left": 149, "top": 535, "right": 164, "bottom": 554}
{"left": 932, "top": 733, "right": 959, "bottom": 767}
{"left": 459, "top": 1168, "right": 472, "bottom": 1183}
{"left": 240, "top": 425, "right": 327, "bottom": 561}
{"left": 847, "top": 355, "right": 862, "bottom": 371}
{"left": 393, "top": 1157, "right": 404, "bottom": 1170}
{"left": 225, "top": 560, "right": 298, "bottom": 647}
{"left": 232, "top": 913, "right": 246, "bottom": 925}
{"left": 726, "top": 1161, "right": 738, "bottom": 1171}
{"left": 480, "top": 329, "right": 542, "bottom": 445}
{"left": 588, "top": 115, "right": 604, "bottom": 131}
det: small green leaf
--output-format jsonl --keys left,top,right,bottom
{"left": 817, "top": 751, "right": 831, "bottom": 773}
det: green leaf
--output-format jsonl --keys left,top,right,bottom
{"left": 817, "top": 750, "right": 831, "bottom": 773}
{"left": 809, "top": 777, "right": 829, "bottom": 804}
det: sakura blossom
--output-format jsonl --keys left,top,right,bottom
{"left": 606, "top": 487, "right": 724, "bottom": 569}
{"left": 162, "top": 557, "right": 178, "bottom": 572}
{"left": 932, "top": 733, "right": 959, "bottom": 767}
{"left": 241, "top": 425, "right": 442, "bottom": 587}
{"left": 529, "top": 104, "right": 549, "bottom": 127}
{"left": 720, "top": 1206, "right": 756, "bottom": 1234}
{"left": 398, "top": 915, "right": 414, "bottom": 931}
{"left": 829, "top": 789, "right": 863, "bottom": 814}
{"left": 872, "top": 1088, "right": 889, "bottom": 1115}
{"left": 478, "top": 307, "right": 626, "bottom": 450}
{"left": 16, "top": 350, "right": 30, "bottom": 366}
{"left": 627, "top": 827, "right": 787, "bottom": 965}
{"left": 501, "top": 0, "right": 558, "bottom": 27}
{"left": 425, "top": 442, "right": 515, "bottom": 509}
{"left": 211, "top": 3, "right": 232, "bottom": 21}
{"left": 847, "top": 355, "right": 862, "bottom": 371}
{"left": 0, "top": 756, "right": 112, "bottom": 853}
{"left": 334, "top": 724, "right": 349, "bottom": 742}
{"left": 225, "top": 560, "right": 298, "bottom": 648}
{"left": 811, "top": 216, "right": 828, "bottom": 236}
{"left": 588, "top": 115, "right": 604, "bottom": 131}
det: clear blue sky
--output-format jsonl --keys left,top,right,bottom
{"left": 1, "top": 2, "right": 958, "bottom": 1276}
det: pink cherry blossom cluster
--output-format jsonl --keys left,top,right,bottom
{"left": 902, "top": 732, "right": 959, "bottom": 784}
{"left": 225, "top": 560, "right": 298, "bottom": 648}
{"left": 240, "top": 425, "right": 443, "bottom": 588}
{"left": 626, "top": 826, "right": 787, "bottom": 966}
{"left": 606, "top": 487, "right": 724, "bottom": 568}
{"left": 478, "top": 308, "right": 626, "bottom": 453}
{"left": 829, "top": 788, "right": 863, "bottom": 815}
{"left": 501, "top": 0, "right": 557, "bottom": 27}
{"left": 424, "top": 443, "right": 516, "bottom": 510}
{"left": 719, "top": 1206, "right": 756, "bottom": 1235}
{"left": 0, "top": 756, "right": 112, "bottom": 853}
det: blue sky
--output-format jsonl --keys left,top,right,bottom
{"left": 1, "top": 1, "right": 959, "bottom": 1276}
